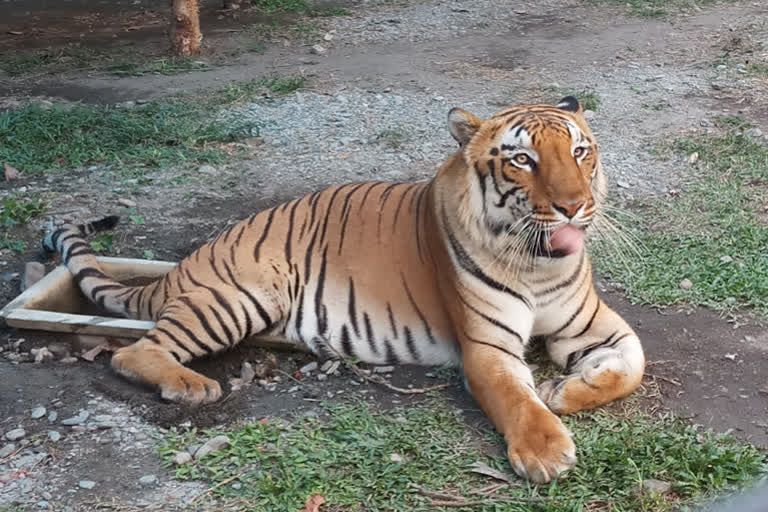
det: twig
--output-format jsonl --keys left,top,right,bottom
{"left": 327, "top": 344, "right": 451, "bottom": 394}
{"left": 468, "top": 483, "right": 508, "bottom": 496}
{"left": 275, "top": 368, "right": 303, "bottom": 384}
{"left": 645, "top": 373, "right": 682, "bottom": 387}
{"left": 417, "top": 487, "right": 465, "bottom": 501}
{"left": 430, "top": 500, "right": 488, "bottom": 507}
{"left": 190, "top": 472, "right": 245, "bottom": 504}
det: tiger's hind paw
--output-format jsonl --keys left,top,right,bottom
{"left": 158, "top": 368, "right": 222, "bottom": 405}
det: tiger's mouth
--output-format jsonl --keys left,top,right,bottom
{"left": 533, "top": 224, "right": 586, "bottom": 258}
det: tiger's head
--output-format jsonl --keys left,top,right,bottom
{"left": 447, "top": 96, "right": 607, "bottom": 260}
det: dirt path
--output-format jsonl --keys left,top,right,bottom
{"left": 1, "top": 0, "right": 767, "bottom": 509}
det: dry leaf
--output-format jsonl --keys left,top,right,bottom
{"left": 298, "top": 494, "right": 325, "bottom": 512}
{"left": 8, "top": 31, "right": 23, "bottom": 36}
{"left": 4, "top": 163, "right": 20, "bottom": 182}
{"left": 80, "top": 341, "right": 119, "bottom": 362}
{"left": 469, "top": 461, "right": 513, "bottom": 483}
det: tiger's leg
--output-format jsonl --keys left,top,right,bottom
{"left": 538, "top": 299, "right": 645, "bottom": 415}
{"left": 111, "top": 289, "right": 276, "bottom": 404}
{"left": 460, "top": 333, "right": 577, "bottom": 484}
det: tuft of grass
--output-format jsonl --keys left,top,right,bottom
{"left": 105, "top": 56, "right": 211, "bottom": 77}
{"left": 159, "top": 401, "right": 766, "bottom": 512}
{"left": 250, "top": 0, "right": 309, "bottom": 12}
{"left": 593, "top": 117, "right": 768, "bottom": 317}
{"left": 0, "top": 195, "right": 47, "bottom": 253}
{"left": 376, "top": 128, "right": 408, "bottom": 149}
{"left": 572, "top": 89, "right": 601, "bottom": 112}
{"left": 211, "top": 75, "right": 306, "bottom": 105}
{"left": 587, "top": 0, "right": 715, "bottom": 17}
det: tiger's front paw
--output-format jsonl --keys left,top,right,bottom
{"left": 505, "top": 402, "right": 577, "bottom": 484}
{"left": 158, "top": 368, "right": 222, "bottom": 405}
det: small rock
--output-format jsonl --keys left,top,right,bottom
{"left": 194, "top": 435, "right": 231, "bottom": 459}
{"left": 389, "top": 453, "right": 404, "bottom": 463}
{"left": 679, "top": 279, "right": 693, "bottom": 290}
{"left": 173, "top": 451, "right": 192, "bottom": 465}
{"left": 48, "top": 431, "right": 61, "bottom": 442}
{"left": 231, "top": 482, "right": 242, "bottom": 490}
{"left": 688, "top": 152, "right": 699, "bottom": 164}
{"left": 288, "top": 385, "right": 301, "bottom": 393}
{"left": 62, "top": 410, "right": 89, "bottom": 426}
{"left": 5, "top": 428, "right": 25, "bottom": 441}
{"left": 724, "top": 353, "right": 737, "bottom": 361}
{"left": 323, "top": 32, "right": 334, "bottom": 41}
{"left": 138, "top": 474, "right": 157, "bottom": 486}
{"left": 78, "top": 480, "right": 96, "bottom": 490}
{"left": 317, "top": 374, "right": 328, "bottom": 382}
{"left": 745, "top": 127, "right": 763, "bottom": 138}
{"left": 60, "top": 356, "right": 78, "bottom": 364}
{"left": 31, "top": 347, "right": 54, "bottom": 363}
{"left": 30, "top": 407, "right": 46, "bottom": 419}
{"left": 720, "top": 255, "right": 733, "bottom": 264}
{"left": 323, "top": 360, "right": 341, "bottom": 374}
{"left": 37, "top": 501, "right": 49, "bottom": 509}
{"left": 310, "top": 44, "right": 327, "bottom": 55}
{"left": 197, "top": 164, "right": 217, "bottom": 175}
{"left": 716, "top": 64, "right": 727, "bottom": 71}
{"left": 240, "top": 361, "right": 256, "bottom": 384}
{"left": 47, "top": 411, "right": 57, "bottom": 422}
{"left": 0, "top": 443, "right": 16, "bottom": 457}
{"left": 21, "top": 262, "right": 45, "bottom": 292}
{"left": 642, "top": 479, "right": 671, "bottom": 494}
{"left": 300, "top": 361, "right": 318, "bottom": 374}
{"left": 373, "top": 366, "right": 395, "bottom": 374}
{"left": 46, "top": 342, "right": 70, "bottom": 359}
{"left": 616, "top": 180, "right": 631, "bottom": 189}
{"left": 744, "top": 335, "right": 756, "bottom": 343}
{"left": 117, "top": 198, "right": 136, "bottom": 208}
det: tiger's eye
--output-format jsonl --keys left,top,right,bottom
{"left": 574, "top": 147, "right": 586, "bottom": 158}
{"left": 513, "top": 154, "right": 530, "bottom": 166}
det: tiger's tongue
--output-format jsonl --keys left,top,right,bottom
{"left": 547, "top": 225, "right": 584, "bottom": 255}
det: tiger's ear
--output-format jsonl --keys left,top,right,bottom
{"left": 556, "top": 96, "right": 583, "bottom": 115}
{"left": 447, "top": 108, "right": 483, "bottom": 148}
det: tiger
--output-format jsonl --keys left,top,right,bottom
{"left": 41, "top": 96, "right": 645, "bottom": 484}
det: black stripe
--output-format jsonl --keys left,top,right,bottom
{"left": 319, "top": 186, "right": 347, "bottom": 246}
{"left": 476, "top": 168, "right": 487, "bottom": 215}
{"left": 340, "top": 324, "right": 354, "bottom": 357}
{"left": 239, "top": 302, "right": 253, "bottom": 340}
{"left": 573, "top": 300, "right": 600, "bottom": 338}
{"left": 63, "top": 241, "right": 92, "bottom": 263}
{"left": 463, "top": 330, "right": 523, "bottom": 363}
{"left": 207, "top": 304, "right": 235, "bottom": 346}
{"left": 207, "top": 256, "right": 243, "bottom": 338}
{"left": 284, "top": 198, "right": 301, "bottom": 262}
{"left": 536, "top": 253, "right": 585, "bottom": 298}
{"left": 315, "top": 247, "right": 329, "bottom": 335}
{"left": 383, "top": 338, "right": 397, "bottom": 364}
{"left": 67, "top": 247, "right": 97, "bottom": 260}
{"left": 607, "top": 332, "right": 631, "bottom": 348}
{"left": 458, "top": 294, "right": 523, "bottom": 343}
{"left": 337, "top": 182, "right": 368, "bottom": 254}
{"left": 413, "top": 185, "right": 428, "bottom": 264}
{"left": 57, "top": 232, "right": 81, "bottom": 248}
{"left": 401, "top": 274, "right": 437, "bottom": 344}
{"left": 348, "top": 279, "right": 360, "bottom": 338}
{"left": 162, "top": 316, "right": 215, "bottom": 355}
{"left": 49, "top": 228, "right": 68, "bottom": 250}
{"left": 253, "top": 207, "right": 277, "bottom": 262}
{"left": 304, "top": 216, "right": 321, "bottom": 285}
{"left": 306, "top": 190, "right": 324, "bottom": 234}
{"left": 72, "top": 268, "right": 107, "bottom": 287}
{"left": 403, "top": 326, "right": 419, "bottom": 362}
{"left": 184, "top": 269, "right": 243, "bottom": 340}
{"left": 363, "top": 312, "right": 378, "bottom": 356}
{"left": 386, "top": 302, "right": 398, "bottom": 339}
{"left": 177, "top": 295, "right": 228, "bottom": 348}
{"left": 221, "top": 260, "right": 272, "bottom": 333}
{"left": 445, "top": 226, "right": 532, "bottom": 310}
{"left": 377, "top": 183, "right": 400, "bottom": 239}
{"left": 552, "top": 292, "right": 591, "bottom": 337}
{"left": 391, "top": 184, "right": 413, "bottom": 231}
{"left": 295, "top": 287, "right": 305, "bottom": 343}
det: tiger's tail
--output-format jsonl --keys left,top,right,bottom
{"left": 42, "top": 216, "right": 159, "bottom": 320}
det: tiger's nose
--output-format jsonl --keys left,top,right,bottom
{"left": 552, "top": 200, "right": 584, "bottom": 219}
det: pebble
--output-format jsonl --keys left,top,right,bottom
{"left": 300, "top": 361, "right": 319, "bottom": 374}
{"left": 323, "top": 360, "right": 341, "bottom": 374}
{"left": 194, "top": 435, "right": 231, "bottom": 459}
{"left": 60, "top": 356, "right": 78, "bottom": 364}
{"left": 31, "top": 406, "right": 47, "bottom": 419}
{"left": 240, "top": 361, "right": 256, "bottom": 383}
{"left": 745, "top": 127, "right": 763, "bottom": 138}
{"left": 389, "top": 453, "right": 404, "bottom": 463}
{"left": 679, "top": 278, "right": 693, "bottom": 290}
{"left": 139, "top": 474, "right": 157, "bottom": 486}
{"left": 720, "top": 255, "right": 733, "bottom": 264}
{"left": 48, "top": 431, "right": 61, "bottom": 442}
{"left": 117, "top": 198, "right": 137, "bottom": 208}
{"left": 5, "top": 428, "right": 26, "bottom": 441}
{"left": 310, "top": 44, "right": 327, "bottom": 55}
{"left": 197, "top": 164, "right": 217, "bottom": 174}
{"left": 78, "top": 480, "right": 96, "bottom": 490}
{"left": 642, "top": 479, "right": 672, "bottom": 494}
{"left": 62, "top": 411, "right": 90, "bottom": 425}
{"left": 373, "top": 366, "right": 395, "bottom": 374}
{"left": 0, "top": 443, "right": 16, "bottom": 457}
{"left": 47, "top": 411, "right": 58, "bottom": 423}
{"left": 173, "top": 451, "right": 192, "bottom": 465}
{"left": 317, "top": 374, "right": 328, "bottom": 382}
{"left": 616, "top": 180, "right": 631, "bottom": 189}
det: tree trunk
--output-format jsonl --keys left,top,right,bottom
{"left": 170, "top": 0, "right": 202, "bottom": 56}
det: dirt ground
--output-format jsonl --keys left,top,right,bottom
{"left": 1, "top": 0, "right": 767, "bottom": 509}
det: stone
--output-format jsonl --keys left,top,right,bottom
{"left": 30, "top": 407, "right": 46, "bottom": 419}
{"left": 21, "top": 262, "right": 45, "bottom": 292}
{"left": 194, "top": 435, "right": 231, "bottom": 459}
{"left": 373, "top": 366, "right": 395, "bottom": 374}
{"left": 0, "top": 443, "right": 16, "bottom": 457}
{"left": 78, "top": 480, "right": 96, "bottom": 490}
{"left": 679, "top": 279, "right": 693, "bottom": 290}
{"left": 173, "top": 451, "right": 192, "bottom": 465}
{"left": 616, "top": 180, "right": 631, "bottom": 189}
{"left": 389, "top": 453, "right": 404, "bottom": 463}
{"left": 138, "top": 474, "right": 157, "bottom": 486}
{"left": 47, "top": 411, "right": 58, "bottom": 422}
{"left": 62, "top": 410, "right": 90, "bottom": 425}
{"left": 300, "top": 361, "right": 318, "bottom": 374}
{"left": 642, "top": 479, "right": 671, "bottom": 494}
{"left": 197, "top": 164, "right": 217, "bottom": 174}
{"left": 720, "top": 255, "right": 733, "bottom": 264}
{"left": 317, "top": 374, "right": 328, "bottom": 382}
{"left": 46, "top": 342, "right": 70, "bottom": 359}
{"left": 323, "top": 360, "right": 341, "bottom": 374}
{"left": 310, "top": 44, "right": 327, "bottom": 55}
{"left": 48, "top": 431, "right": 61, "bottom": 442}
{"left": 5, "top": 428, "right": 25, "bottom": 441}
{"left": 745, "top": 128, "right": 763, "bottom": 138}
{"left": 60, "top": 356, "right": 78, "bottom": 364}
{"left": 240, "top": 362, "right": 256, "bottom": 383}
{"left": 117, "top": 198, "right": 137, "bottom": 208}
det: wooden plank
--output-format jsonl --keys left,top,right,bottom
{"left": 4, "top": 308, "right": 154, "bottom": 338}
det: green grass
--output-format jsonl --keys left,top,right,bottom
{"left": 159, "top": 401, "right": 766, "bottom": 511}
{"left": 570, "top": 89, "right": 601, "bottom": 112}
{"left": 586, "top": 0, "right": 715, "bottom": 17}
{"left": 376, "top": 128, "right": 408, "bottom": 149}
{"left": 0, "top": 75, "right": 305, "bottom": 174}
{"left": 593, "top": 117, "right": 768, "bottom": 317}
{"left": 250, "top": 0, "right": 350, "bottom": 15}
{"left": 0, "top": 195, "right": 47, "bottom": 252}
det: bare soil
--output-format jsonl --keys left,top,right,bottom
{"left": 1, "top": 0, "right": 767, "bottom": 509}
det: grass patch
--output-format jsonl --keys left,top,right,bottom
{"left": 0, "top": 195, "right": 47, "bottom": 252}
{"left": 593, "top": 117, "right": 768, "bottom": 317}
{"left": 250, "top": 0, "right": 349, "bottom": 15}
{"left": 570, "top": 89, "right": 601, "bottom": 112}
{"left": 376, "top": 128, "right": 408, "bottom": 149}
{"left": 159, "top": 401, "right": 766, "bottom": 511}
{"left": 587, "top": 0, "right": 715, "bottom": 17}
{"left": 0, "top": 75, "right": 305, "bottom": 173}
